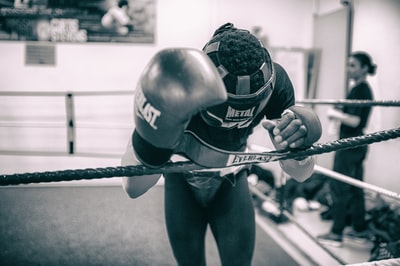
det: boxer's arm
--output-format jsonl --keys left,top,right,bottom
{"left": 122, "top": 48, "right": 227, "bottom": 198}
{"left": 121, "top": 136, "right": 161, "bottom": 198}
{"left": 263, "top": 119, "right": 315, "bottom": 182}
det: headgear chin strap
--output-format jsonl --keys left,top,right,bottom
{"left": 201, "top": 23, "right": 275, "bottom": 129}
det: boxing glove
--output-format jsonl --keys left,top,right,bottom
{"left": 262, "top": 105, "right": 321, "bottom": 182}
{"left": 285, "top": 105, "right": 322, "bottom": 148}
{"left": 133, "top": 48, "right": 227, "bottom": 167}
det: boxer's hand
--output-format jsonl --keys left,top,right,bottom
{"left": 262, "top": 106, "right": 321, "bottom": 149}
{"left": 262, "top": 106, "right": 321, "bottom": 182}
{"left": 262, "top": 110, "right": 306, "bottom": 149}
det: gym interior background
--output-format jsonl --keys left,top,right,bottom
{"left": 0, "top": 0, "right": 399, "bottom": 265}
{"left": 0, "top": 0, "right": 399, "bottom": 192}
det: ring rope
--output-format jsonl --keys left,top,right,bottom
{"left": 1, "top": 127, "right": 399, "bottom": 186}
{"left": 1, "top": 91, "right": 398, "bottom": 106}
{"left": 0, "top": 90, "right": 134, "bottom": 97}
{"left": 314, "top": 165, "right": 400, "bottom": 201}
{"left": 296, "top": 99, "right": 400, "bottom": 107}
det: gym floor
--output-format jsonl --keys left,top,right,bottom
{"left": 0, "top": 184, "right": 300, "bottom": 266}
{"left": 0, "top": 180, "right": 374, "bottom": 266}
{"left": 269, "top": 204, "right": 373, "bottom": 265}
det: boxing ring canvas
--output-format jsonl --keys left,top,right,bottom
{"left": 0, "top": 185, "right": 299, "bottom": 266}
{"left": 0, "top": 0, "right": 155, "bottom": 43}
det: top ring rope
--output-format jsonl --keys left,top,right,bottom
{"left": 0, "top": 90, "right": 134, "bottom": 97}
{"left": 296, "top": 99, "right": 400, "bottom": 107}
{"left": 1, "top": 127, "right": 399, "bottom": 186}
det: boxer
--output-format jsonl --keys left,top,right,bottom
{"left": 122, "top": 23, "right": 321, "bottom": 265}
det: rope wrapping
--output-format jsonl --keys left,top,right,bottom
{"left": 1, "top": 127, "right": 399, "bottom": 186}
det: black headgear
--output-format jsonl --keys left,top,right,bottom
{"left": 201, "top": 23, "right": 275, "bottom": 129}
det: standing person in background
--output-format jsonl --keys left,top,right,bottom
{"left": 121, "top": 23, "right": 322, "bottom": 265}
{"left": 317, "top": 51, "right": 377, "bottom": 247}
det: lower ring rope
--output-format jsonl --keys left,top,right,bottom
{"left": 314, "top": 165, "right": 400, "bottom": 201}
{"left": 1, "top": 127, "right": 399, "bottom": 186}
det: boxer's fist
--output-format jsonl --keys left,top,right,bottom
{"left": 262, "top": 105, "right": 321, "bottom": 149}
{"left": 262, "top": 105, "right": 321, "bottom": 182}
{"left": 133, "top": 48, "right": 227, "bottom": 167}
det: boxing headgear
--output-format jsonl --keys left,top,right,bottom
{"left": 201, "top": 23, "right": 275, "bottom": 129}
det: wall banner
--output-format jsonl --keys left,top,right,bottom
{"left": 0, "top": 0, "right": 155, "bottom": 43}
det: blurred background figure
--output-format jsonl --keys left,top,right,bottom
{"left": 101, "top": 0, "right": 133, "bottom": 35}
{"left": 317, "top": 51, "right": 377, "bottom": 248}
{"left": 14, "top": 0, "right": 30, "bottom": 8}
{"left": 251, "top": 25, "right": 269, "bottom": 48}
